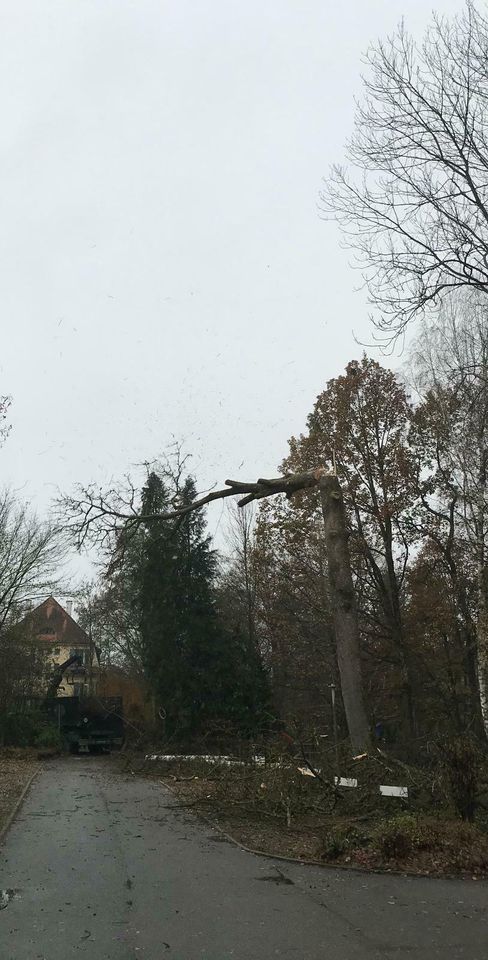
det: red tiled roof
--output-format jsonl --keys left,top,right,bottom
{"left": 25, "top": 596, "right": 90, "bottom": 647}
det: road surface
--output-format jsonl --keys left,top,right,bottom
{"left": 0, "top": 757, "right": 487, "bottom": 959}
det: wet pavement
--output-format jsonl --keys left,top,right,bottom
{"left": 0, "top": 756, "right": 487, "bottom": 959}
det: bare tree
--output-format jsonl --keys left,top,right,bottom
{"left": 0, "top": 626, "right": 51, "bottom": 723}
{"left": 76, "top": 578, "right": 145, "bottom": 677}
{"left": 0, "top": 490, "right": 66, "bottom": 728}
{"left": 219, "top": 503, "right": 258, "bottom": 649}
{"left": 410, "top": 294, "right": 488, "bottom": 732}
{"left": 322, "top": 2, "right": 488, "bottom": 339}
{"left": 0, "top": 490, "right": 66, "bottom": 629}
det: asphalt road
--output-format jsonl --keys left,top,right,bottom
{"left": 0, "top": 757, "right": 487, "bottom": 959}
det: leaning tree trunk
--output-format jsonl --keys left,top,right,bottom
{"left": 319, "top": 475, "right": 371, "bottom": 755}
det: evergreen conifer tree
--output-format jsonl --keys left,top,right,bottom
{"left": 135, "top": 471, "right": 270, "bottom": 736}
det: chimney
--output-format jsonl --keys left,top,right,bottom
{"left": 65, "top": 600, "right": 73, "bottom": 617}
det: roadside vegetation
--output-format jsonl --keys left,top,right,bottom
{"left": 129, "top": 741, "right": 488, "bottom": 877}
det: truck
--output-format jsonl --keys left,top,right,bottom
{"left": 43, "top": 654, "right": 125, "bottom": 753}
{"left": 44, "top": 695, "right": 125, "bottom": 753}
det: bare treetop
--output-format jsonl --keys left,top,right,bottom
{"left": 322, "top": 2, "right": 488, "bottom": 339}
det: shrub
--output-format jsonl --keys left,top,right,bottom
{"left": 0, "top": 711, "right": 61, "bottom": 749}
{"left": 372, "top": 814, "right": 488, "bottom": 872}
{"left": 319, "top": 825, "right": 370, "bottom": 860}
{"left": 320, "top": 827, "right": 350, "bottom": 860}
{"left": 0, "top": 710, "right": 41, "bottom": 746}
{"left": 374, "top": 815, "right": 440, "bottom": 861}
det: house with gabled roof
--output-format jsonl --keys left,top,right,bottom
{"left": 23, "top": 596, "right": 97, "bottom": 697}
{"left": 21, "top": 596, "right": 152, "bottom": 723}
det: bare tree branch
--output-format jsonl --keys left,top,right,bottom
{"left": 59, "top": 469, "right": 329, "bottom": 556}
{"left": 321, "top": 3, "right": 488, "bottom": 339}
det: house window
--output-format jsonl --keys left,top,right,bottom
{"left": 70, "top": 648, "right": 88, "bottom": 666}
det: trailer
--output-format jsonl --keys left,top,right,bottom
{"left": 45, "top": 696, "right": 125, "bottom": 753}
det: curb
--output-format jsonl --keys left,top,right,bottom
{"left": 0, "top": 766, "right": 40, "bottom": 846}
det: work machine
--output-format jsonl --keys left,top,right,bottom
{"left": 43, "top": 656, "right": 124, "bottom": 753}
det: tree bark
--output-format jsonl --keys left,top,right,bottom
{"left": 319, "top": 475, "right": 371, "bottom": 755}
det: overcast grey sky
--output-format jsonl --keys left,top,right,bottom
{"left": 0, "top": 0, "right": 463, "bottom": 566}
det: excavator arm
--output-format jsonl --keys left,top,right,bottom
{"left": 46, "top": 654, "right": 83, "bottom": 700}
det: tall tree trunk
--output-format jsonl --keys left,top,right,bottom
{"left": 477, "top": 574, "right": 488, "bottom": 735}
{"left": 461, "top": 624, "right": 486, "bottom": 739}
{"left": 382, "top": 528, "right": 418, "bottom": 743}
{"left": 441, "top": 632, "right": 464, "bottom": 735}
{"left": 476, "top": 438, "right": 488, "bottom": 735}
{"left": 319, "top": 475, "right": 371, "bottom": 755}
{"left": 444, "top": 537, "right": 486, "bottom": 739}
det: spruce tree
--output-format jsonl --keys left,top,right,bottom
{"left": 136, "top": 471, "right": 269, "bottom": 737}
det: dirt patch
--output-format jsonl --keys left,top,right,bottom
{"left": 0, "top": 751, "right": 40, "bottom": 836}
